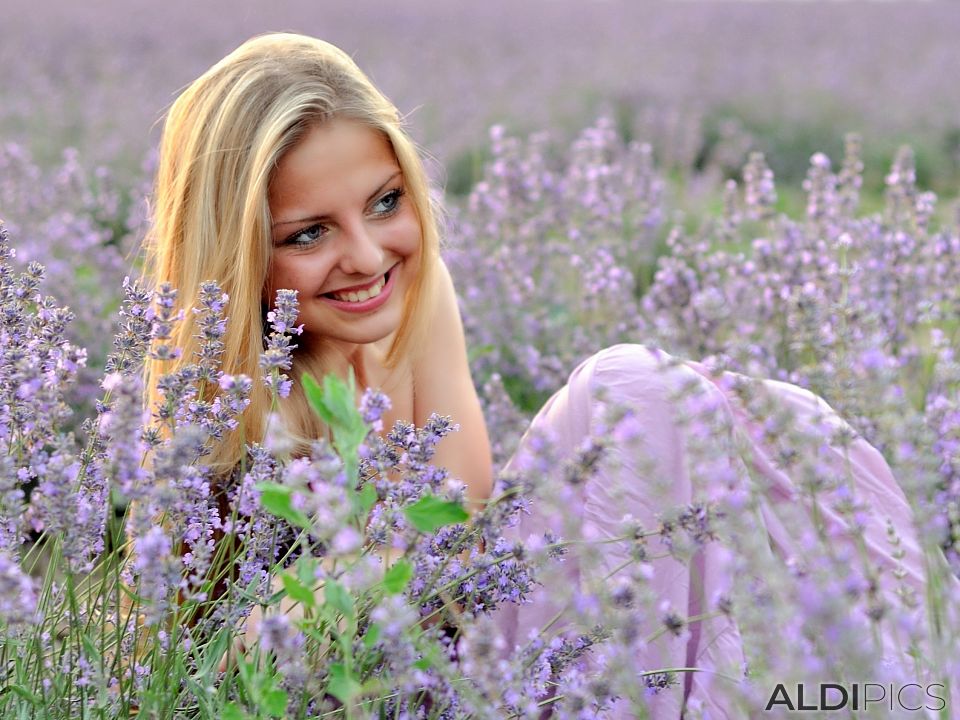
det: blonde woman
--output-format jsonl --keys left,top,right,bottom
{"left": 142, "top": 33, "right": 491, "bottom": 508}
{"left": 141, "top": 33, "right": 937, "bottom": 718}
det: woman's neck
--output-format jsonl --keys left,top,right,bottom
{"left": 316, "top": 336, "right": 396, "bottom": 395}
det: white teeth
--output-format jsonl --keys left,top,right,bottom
{"left": 332, "top": 274, "right": 386, "bottom": 303}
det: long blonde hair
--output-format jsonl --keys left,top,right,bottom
{"left": 140, "top": 32, "right": 441, "bottom": 477}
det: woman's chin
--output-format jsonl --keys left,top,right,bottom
{"left": 305, "top": 312, "right": 403, "bottom": 350}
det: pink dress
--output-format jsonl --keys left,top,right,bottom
{"left": 490, "top": 344, "right": 948, "bottom": 718}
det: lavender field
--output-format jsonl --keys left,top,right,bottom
{"left": 3, "top": 1, "right": 960, "bottom": 718}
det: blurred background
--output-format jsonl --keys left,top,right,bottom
{"left": 2, "top": 0, "right": 960, "bottom": 426}
{"left": 3, "top": 0, "right": 960, "bottom": 198}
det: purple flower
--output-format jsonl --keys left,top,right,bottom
{"left": 148, "top": 283, "right": 183, "bottom": 362}
{"left": 261, "top": 289, "right": 302, "bottom": 398}
{"left": 131, "top": 526, "right": 180, "bottom": 626}
{"left": 0, "top": 551, "right": 40, "bottom": 632}
{"left": 359, "top": 387, "right": 392, "bottom": 430}
{"left": 192, "top": 281, "right": 229, "bottom": 382}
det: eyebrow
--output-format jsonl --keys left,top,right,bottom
{"left": 270, "top": 171, "right": 403, "bottom": 230}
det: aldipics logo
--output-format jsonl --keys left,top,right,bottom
{"left": 765, "top": 683, "right": 947, "bottom": 713}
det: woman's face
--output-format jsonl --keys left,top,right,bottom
{"left": 266, "top": 118, "right": 421, "bottom": 350}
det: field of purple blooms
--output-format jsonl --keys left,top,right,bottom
{"left": 3, "top": 1, "right": 960, "bottom": 717}
{"left": 4, "top": 0, "right": 960, "bottom": 191}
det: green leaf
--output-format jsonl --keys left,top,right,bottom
{"left": 261, "top": 687, "right": 288, "bottom": 717}
{"left": 324, "top": 368, "right": 362, "bottom": 428}
{"left": 222, "top": 703, "right": 245, "bottom": 720}
{"left": 255, "top": 482, "right": 311, "bottom": 529}
{"left": 80, "top": 634, "right": 103, "bottom": 665}
{"left": 404, "top": 493, "right": 470, "bottom": 534}
{"left": 382, "top": 558, "right": 413, "bottom": 595}
{"left": 358, "top": 482, "right": 378, "bottom": 514}
{"left": 4, "top": 685, "right": 40, "bottom": 705}
{"left": 302, "top": 372, "right": 334, "bottom": 426}
{"left": 198, "top": 629, "right": 233, "bottom": 677}
{"left": 296, "top": 556, "right": 318, "bottom": 587}
{"left": 301, "top": 622, "right": 337, "bottom": 646}
{"left": 362, "top": 622, "right": 381, "bottom": 649}
{"left": 237, "top": 657, "right": 256, "bottom": 689}
{"left": 281, "top": 571, "right": 316, "bottom": 607}
{"left": 181, "top": 674, "right": 218, "bottom": 716}
{"left": 303, "top": 371, "right": 368, "bottom": 486}
{"left": 334, "top": 370, "right": 363, "bottom": 425}
{"left": 325, "top": 579, "right": 355, "bottom": 620}
{"left": 326, "top": 663, "right": 361, "bottom": 705}
{"left": 117, "top": 579, "right": 149, "bottom": 605}
{"left": 413, "top": 657, "right": 432, "bottom": 670}
{"left": 303, "top": 372, "right": 366, "bottom": 441}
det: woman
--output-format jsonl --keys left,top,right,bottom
{"left": 141, "top": 32, "right": 938, "bottom": 718}
{"left": 142, "top": 33, "right": 491, "bottom": 511}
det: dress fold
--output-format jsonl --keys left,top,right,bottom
{"left": 490, "top": 344, "right": 945, "bottom": 718}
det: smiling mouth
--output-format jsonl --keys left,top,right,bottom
{"left": 323, "top": 267, "right": 392, "bottom": 302}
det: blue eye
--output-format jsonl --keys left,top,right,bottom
{"left": 373, "top": 188, "right": 404, "bottom": 215}
{"left": 285, "top": 223, "right": 326, "bottom": 247}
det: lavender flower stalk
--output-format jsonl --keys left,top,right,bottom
{"left": 261, "top": 288, "right": 303, "bottom": 403}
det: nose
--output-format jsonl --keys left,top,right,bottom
{"left": 337, "top": 221, "right": 384, "bottom": 277}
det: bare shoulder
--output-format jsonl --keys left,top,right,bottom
{"left": 412, "top": 257, "right": 493, "bottom": 511}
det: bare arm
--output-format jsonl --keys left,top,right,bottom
{"left": 413, "top": 257, "right": 494, "bottom": 515}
